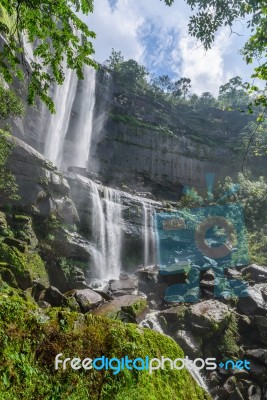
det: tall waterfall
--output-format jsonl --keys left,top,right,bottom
{"left": 44, "top": 66, "right": 78, "bottom": 167}
{"left": 69, "top": 66, "right": 96, "bottom": 168}
{"left": 89, "top": 180, "right": 123, "bottom": 280}
{"left": 43, "top": 65, "right": 96, "bottom": 169}
{"left": 142, "top": 203, "right": 157, "bottom": 267}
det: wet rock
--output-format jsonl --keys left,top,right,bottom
{"left": 254, "top": 316, "right": 267, "bottom": 345}
{"left": 37, "top": 300, "right": 51, "bottom": 309}
{"left": 53, "top": 229, "right": 92, "bottom": 262}
{"left": 202, "top": 269, "right": 215, "bottom": 281}
{"left": 158, "top": 305, "right": 186, "bottom": 333}
{"left": 242, "top": 264, "right": 267, "bottom": 284}
{"left": 247, "top": 385, "right": 262, "bottom": 400}
{"left": 67, "top": 266, "right": 89, "bottom": 290}
{"left": 238, "top": 284, "right": 267, "bottom": 316}
{"left": 75, "top": 289, "right": 103, "bottom": 313}
{"left": 109, "top": 277, "right": 138, "bottom": 296}
{"left": 186, "top": 300, "right": 230, "bottom": 336}
{"left": 91, "top": 294, "right": 147, "bottom": 322}
{"left": 42, "top": 286, "right": 68, "bottom": 307}
{"left": 245, "top": 349, "right": 267, "bottom": 365}
{"left": 54, "top": 197, "right": 80, "bottom": 225}
{"left": 174, "top": 330, "right": 202, "bottom": 358}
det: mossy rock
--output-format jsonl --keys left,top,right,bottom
{"left": 13, "top": 214, "right": 38, "bottom": 249}
{"left": 0, "top": 288, "right": 210, "bottom": 400}
{"left": 0, "top": 242, "right": 49, "bottom": 289}
{"left": 3, "top": 237, "right": 28, "bottom": 253}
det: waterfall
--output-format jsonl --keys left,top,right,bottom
{"left": 44, "top": 65, "right": 78, "bottom": 167}
{"left": 142, "top": 203, "right": 157, "bottom": 267}
{"left": 69, "top": 66, "right": 96, "bottom": 168}
{"left": 140, "top": 311, "right": 164, "bottom": 333}
{"left": 43, "top": 65, "right": 96, "bottom": 169}
{"left": 89, "top": 180, "right": 123, "bottom": 280}
{"left": 104, "top": 187, "right": 123, "bottom": 279}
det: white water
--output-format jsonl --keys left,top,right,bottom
{"left": 71, "top": 66, "right": 96, "bottom": 168}
{"left": 89, "top": 180, "right": 123, "bottom": 280}
{"left": 142, "top": 203, "right": 157, "bottom": 267}
{"left": 140, "top": 311, "right": 164, "bottom": 333}
{"left": 44, "top": 65, "right": 78, "bottom": 167}
{"left": 43, "top": 65, "right": 96, "bottom": 169}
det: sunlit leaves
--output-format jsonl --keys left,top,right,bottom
{"left": 0, "top": 1, "right": 97, "bottom": 112}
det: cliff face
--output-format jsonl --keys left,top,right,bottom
{"left": 15, "top": 67, "right": 252, "bottom": 196}
{"left": 89, "top": 70, "right": 251, "bottom": 193}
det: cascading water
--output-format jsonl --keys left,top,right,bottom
{"left": 44, "top": 65, "right": 78, "bottom": 167}
{"left": 89, "top": 180, "right": 123, "bottom": 280}
{"left": 67, "top": 66, "right": 96, "bottom": 168}
{"left": 104, "top": 187, "right": 123, "bottom": 279}
{"left": 142, "top": 203, "right": 157, "bottom": 267}
{"left": 43, "top": 65, "right": 96, "bottom": 169}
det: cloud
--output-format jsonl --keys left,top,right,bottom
{"left": 83, "top": 0, "right": 254, "bottom": 94}
{"left": 139, "top": 20, "right": 182, "bottom": 78}
{"left": 108, "top": 0, "right": 119, "bottom": 12}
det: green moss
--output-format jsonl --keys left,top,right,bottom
{"left": 0, "top": 289, "right": 209, "bottom": 400}
{"left": 121, "top": 298, "right": 147, "bottom": 318}
{"left": 0, "top": 242, "right": 49, "bottom": 288}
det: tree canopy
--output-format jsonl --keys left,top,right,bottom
{"left": 0, "top": 1, "right": 97, "bottom": 112}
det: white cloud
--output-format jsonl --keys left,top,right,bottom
{"left": 83, "top": 0, "right": 254, "bottom": 94}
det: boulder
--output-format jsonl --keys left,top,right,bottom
{"left": 241, "top": 264, "right": 267, "bottom": 284}
{"left": 253, "top": 316, "right": 267, "bottom": 345}
{"left": 75, "top": 289, "right": 103, "bottom": 313}
{"left": 92, "top": 294, "right": 147, "bottom": 322}
{"left": 52, "top": 229, "right": 92, "bottom": 262}
{"left": 245, "top": 349, "right": 267, "bottom": 365}
{"left": 186, "top": 300, "right": 230, "bottom": 336}
{"left": 42, "top": 286, "right": 68, "bottom": 307}
{"left": 67, "top": 266, "right": 89, "bottom": 290}
{"left": 54, "top": 197, "right": 80, "bottom": 225}
{"left": 108, "top": 277, "right": 138, "bottom": 296}
{"left": 238, "top": 284, "right": 267, "bottom": 315}
{"left": 158, "top": 305, "right": 186, "bottom": 333}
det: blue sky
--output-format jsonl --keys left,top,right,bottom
{"left": 84, "top": 0, "right": 254, "bottom": 96}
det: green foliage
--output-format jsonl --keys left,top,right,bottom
{"left": 0, "top": 241, "right": 48, "bottom": 287}
{"left": 183, "top": 0, "right": 267, "bottom": 109}
{"left": 0, "top": 84, "right": 24, "bottom": 122}
{"left": 218, "top": 76, "right": 250, "bottom": 109}
{"left": 217, "top": 314, "right": 240, "bottom": 358}
{"left": 0, "top": 130, "right": 19, "bottom": 202}
{"left": 0, "top": 288, "right": 209, "bottom": 400}
{"left": 238, "top": 119, "right": 267, "bottom": 157}
{"left": 105, "top": 48, "right": 124, "bottom": 72}
{"left": 0, "top": 0, "right": 97, "bottom": 112}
